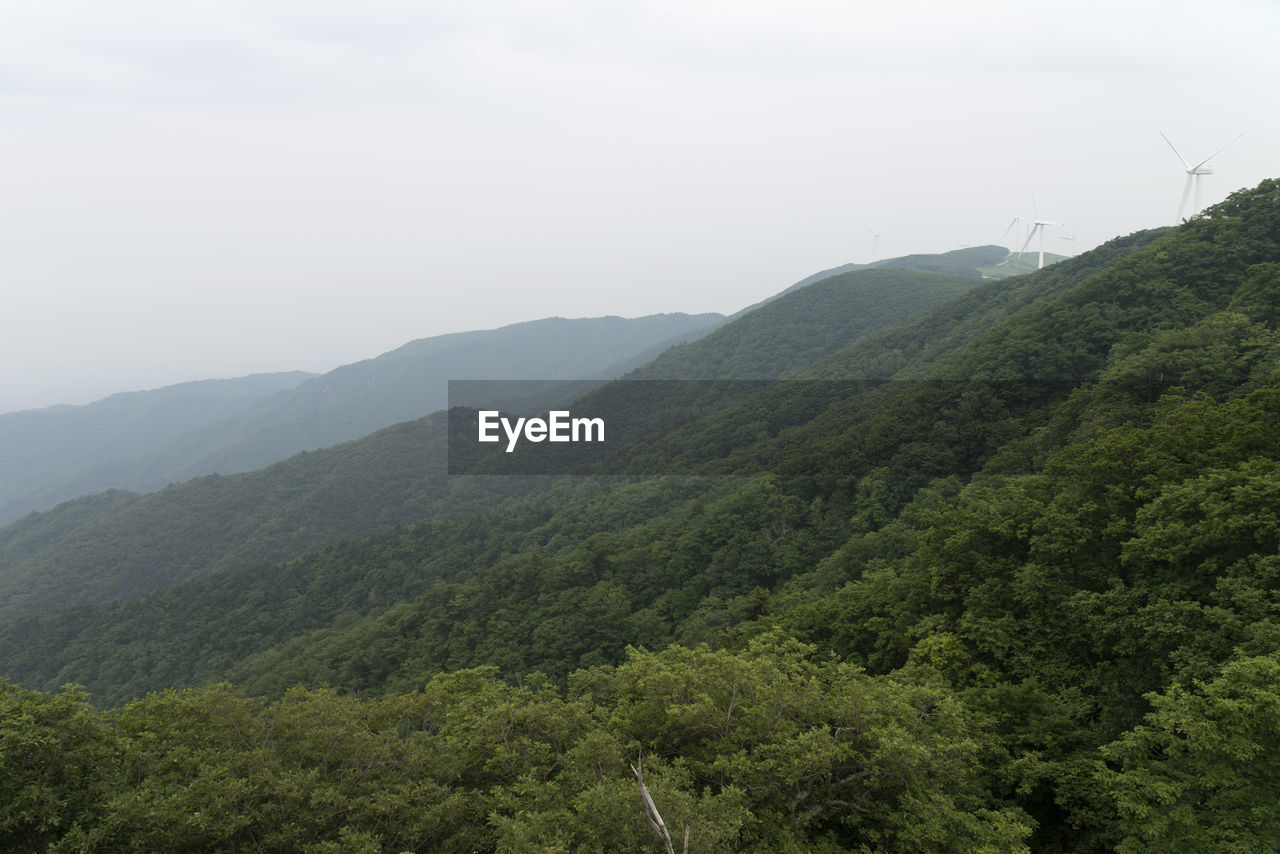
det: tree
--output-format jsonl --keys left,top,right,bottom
{"left": 1101, "top": 651, "right": 1280, "bottom": 853}
{"left": 0, "top": 681, "right": 116, "bottom": 853}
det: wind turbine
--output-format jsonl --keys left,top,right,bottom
{"left": 865, "top": 226, "right": 880, "bottom": 262}
{"left": 1161, "top": 131, "right": 1244, "bottom": 221}
{"left": 1003, "top": 216, "right": 1024, "bottom": 260}
{"left": 1019, "top": 219, "right": 1064, "bottom": 269}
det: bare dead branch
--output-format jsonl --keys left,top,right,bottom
{"left": 631, "top": 759, "right": 688, "bottom": 854}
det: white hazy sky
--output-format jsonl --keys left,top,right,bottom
{"left": 2, "top": 0, "right": 1278, "bottom": 413}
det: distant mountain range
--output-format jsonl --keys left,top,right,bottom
{"left": 0, "top": 313, "right": 720, "bottom": 524}
{"left": 0, "top": 373, "right": 316, "bottom": 523}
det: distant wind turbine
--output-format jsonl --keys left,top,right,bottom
{"left": 1003, "top": 216, "right": 1024, "bottom": 258}
{"left": 866, "top": 227, "right": 880, "bottom": 262}
{"left": 1161, "top": 131, "right": 1244, "bottom": 221}
{"left": 1019, "top": 219, "right": 1064, "bottom": 269}
{"left": 1058, "top": 231, "right": 1078, "bottom": 256}
{"left": 1016, "top": 186, "right": 1064, "bottom": 270}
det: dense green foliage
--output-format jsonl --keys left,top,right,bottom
{"left": 2, "top": 636, "right": 1031, "bottom": 853}
{"left": 3, "top": 181, "right": 1280, "bottom": 851}
{"left": 0, "top": 477, "right": 728, "bottom": 705}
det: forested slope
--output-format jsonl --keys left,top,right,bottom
{"left": 0, "top": 413, "right": 567, "bottom": 621}
{"left": 632, "top": 253, "right": 998, "bottom": 379}
{"left": 3, "top": 180, "right": 1279, "bottom": 853}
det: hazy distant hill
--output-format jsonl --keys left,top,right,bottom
{"left": 0, "top": 314, "right": 719, "bottom": 524}
{"left": 0, "top": 373, "right": 315, "bottom": 523}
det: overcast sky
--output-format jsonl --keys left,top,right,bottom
{"left": 2, "top": 0, "right": 1277, "bottom": 413}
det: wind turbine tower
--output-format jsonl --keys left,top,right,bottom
{"left": 1020, "top": 219, "right": 1064, "bottom": 270}
{"left": 1161, "top": 132, "right": 1244, "bottom": 221}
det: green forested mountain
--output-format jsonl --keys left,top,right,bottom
{"left": 629, "top": 268, "right": 983, "bottom": 379}
{"left": 0, "top": 314, "right": 720, "bottom": 525}
{"left": 0, "top": 372, "right": 315, "bottom": 525}
{"left": 0, "top": 258, "right": 982, "bottom": 624}
{"left": 866, "top": 243, "right": 1010, "bottom": 276}
{"left": 728, "top": 244, "right": 1010, "bottom": 317}
{"left": 3, "top": 181, "right": 1280, "bottom": 853}
{"left": 635, "top": 245, "right": 1011, "bottom": 380}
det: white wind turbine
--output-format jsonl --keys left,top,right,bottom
{"left": 866, "top": 226, "right": 880, "bottom": 262}
{"left": 1020, "top": 218, "right": 1064, "bottom": 270}
{"left": 1161, "top": 131, "right": 1244, "bottom": 221}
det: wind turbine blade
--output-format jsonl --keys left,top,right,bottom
{"left": 1019, "top": 224, "right": 1040, "bottom": 255}
{"left": 1177, "top": 174, "right": 1193, "bottom": 221}
{"left": 1003, "top": 217, "right": 1020, "bottom": 237}
{"left": 1193, "top": 133, "right": 1245, "bottom": 170}
{"left": 1161, "top": 131, "right": 1191, "bottom": 169}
